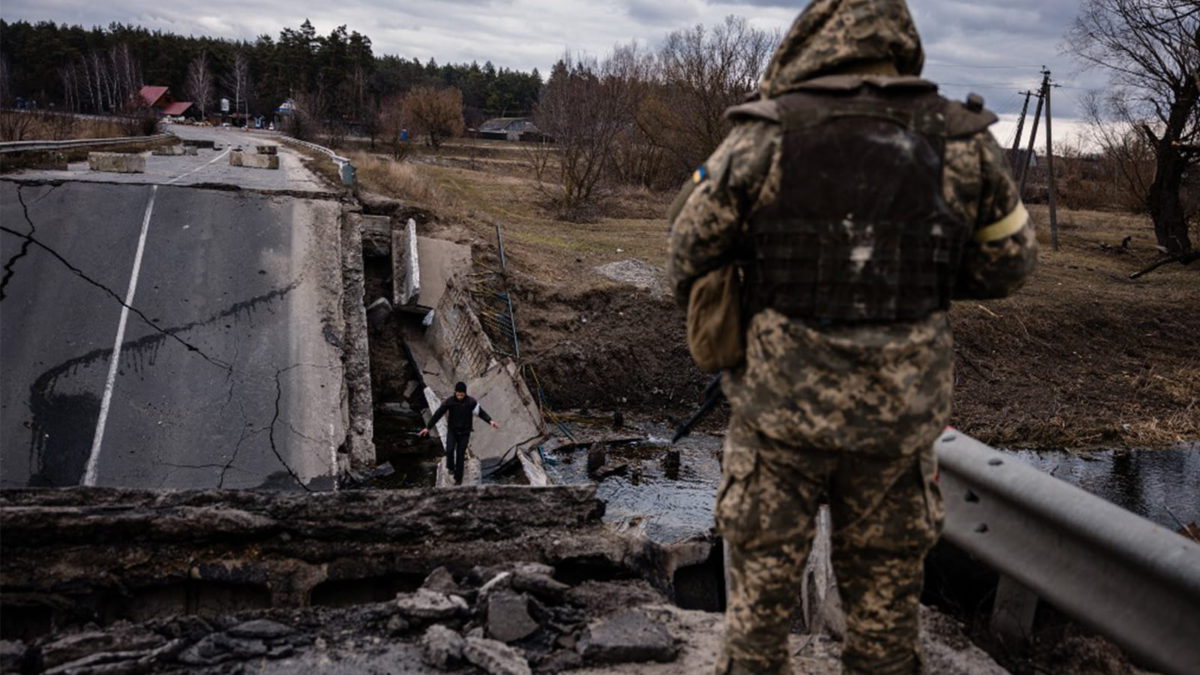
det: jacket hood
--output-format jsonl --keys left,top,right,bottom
{"left": 760, "top": 0, "right": 925, "bottom": 98}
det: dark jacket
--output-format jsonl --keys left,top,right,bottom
{"left": 428, "top": 395, "right": 492, "bottom": 433}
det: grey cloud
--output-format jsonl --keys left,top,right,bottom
{"left": 2, "top": 0, "right": 1100, "bottom": 118}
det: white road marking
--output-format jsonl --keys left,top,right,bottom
{"left": 164, "top": 147, "right": 232, "bottom": 185}
{"left": 83, "top": 184, "right": 158, "bottom": 486}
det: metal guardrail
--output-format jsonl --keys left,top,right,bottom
{"left": 936, "top": 431, "right": 1200, "bottom": 675}
{"left": 0, "top": 133, "right": 173, "bottom": 154}
{"left": 284, "top": 137, "right": 355, "bottom": 186}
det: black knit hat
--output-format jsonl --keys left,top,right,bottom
{"left": 454, "top": 381, "right": 467, "bottom": 393}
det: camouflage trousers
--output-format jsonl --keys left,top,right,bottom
{"left": 715, "top": 412, "right": 944, "bottom": 675}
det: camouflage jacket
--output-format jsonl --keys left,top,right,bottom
{"left": 666, "top": 0, "right": 1037, "bottom": 455}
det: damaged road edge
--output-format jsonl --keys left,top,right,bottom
{"left": 339, "top": 201, "right": 377, "bottom": 478}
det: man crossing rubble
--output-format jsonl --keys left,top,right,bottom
{"left": 667, "top": 0, "right": 1037, "bottom": 673}
{"left": 420, "top": 381, "right": 501, "bottom": 485}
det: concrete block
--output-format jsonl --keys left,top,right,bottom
{"left": 152, "top": 145, "right": 186, "bottom": 156}
{"left": 255, "top": 145, "right": 278, "bottom": 155}
{"left": 88, "top": 152, "right": 145, "bottom": 173}
{"left": 229, "top": 151, "right": 279, "bottom": 169}
{"left": 393, "top": 218, "right": 421, "bottom": 307}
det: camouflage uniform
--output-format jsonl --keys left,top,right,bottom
{"left": 666, "top": 1, "right": 1037, "bottom": 673}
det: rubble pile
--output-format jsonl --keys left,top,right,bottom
{"left": 0, "top": 563, "right": 684, "bottom": 674}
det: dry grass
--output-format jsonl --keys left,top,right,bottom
{"left": 350, "top": 152, "right": 459, "bottom": 211}
{"left": 951, "top": 204, "right": 1199, "bottom": 448}
{"left": 0, "top": 111, "right": 152, "bottom": 142}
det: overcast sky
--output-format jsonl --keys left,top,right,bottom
{"left": 2, "top": 0, "right": 1107, "bottom": 149}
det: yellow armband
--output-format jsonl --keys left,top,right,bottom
{"left": 975, "top": 202, "right": 1028, "bottom": 243}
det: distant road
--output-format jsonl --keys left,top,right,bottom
{"left": 1, "top": 127, "right": 348, "bottom": 490}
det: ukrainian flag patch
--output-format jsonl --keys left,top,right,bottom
{"left": 692, "top": 165, "right": 708, "bottom": 184}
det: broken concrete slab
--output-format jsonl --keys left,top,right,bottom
{"left": 487, "top": 591, "right": 540, "bottom": 643}
{"left": 463, "top": 636, "right": 533, "bottom": 675}
{"left": 393, "top": 218, "right": 421, "bottom": 307}
{"left": 415, "top": 235, "right": 471, "bottom": 310}
{"left": 87, "top": 152, "right": 145, "bottom": 173}
{"left": 256, "top": 145, "right": 279, "bottom": 155}
{"left": 0, "top": 486, "right": 628, "bottom": 628}
{"left": 421, "top": 624, "right": 465, "bottom": 669}
{"left": 577, "top": 608, "right": 679, "bottom": 664}
{"left": 229, "top": 151, "right": 280, "bottom": 169}
{"left": 396, "top": 589, "right": 470, "bottom": 621}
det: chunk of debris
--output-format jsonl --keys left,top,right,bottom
{"left": 227, "top": 619, "right": 294, "bottom": 640}
{"left": 423, "top": 566, "right": 468, "bottom": 596}
{"left": 396, "top": 589, "right": 469, "bottom": 621}
{"left": 420, "top": 624, "right": 465, "bottom": 669}
{"left": 463, "top": 636, "right": 533, "bottom": 675}
{"left": 577, "top": 608, "right": 678, "bottom": 664}
{"left": 487, "top": 591, "right": 540, "bottom": 643}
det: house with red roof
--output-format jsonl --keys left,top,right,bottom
{"left": 138, "top": 86, "right": 193, "bottom": 117}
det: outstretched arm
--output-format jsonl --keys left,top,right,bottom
{"left": 476, "top": 402, "right": 500, "bottom": 429}
{"left": 419, "top": 398, "right": 451, "bottom": 437}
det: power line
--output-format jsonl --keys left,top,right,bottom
{"left": 926, "top": 60, "right": 1045, "bottom": 70}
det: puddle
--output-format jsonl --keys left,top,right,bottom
{"left": 543, "top": 423, "right": 722, "bottom": 545}
{"left": 1005, "top": 443, "right": 1200, "bottom": 530}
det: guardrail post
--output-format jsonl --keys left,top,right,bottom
{"left": 990, "top": 574, "right": 1039, "bottom": 647}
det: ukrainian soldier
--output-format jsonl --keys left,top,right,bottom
{"left": 666, "top": 1, "right": 1037, "bottom": 673}
{"left": 420, "top": 381, "right": 501, "bottom": 485}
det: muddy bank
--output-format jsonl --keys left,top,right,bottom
{"left": 511, "top": 214, "right": 1198, "bottom": 450}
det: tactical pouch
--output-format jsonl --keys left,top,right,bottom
{"left": 686, "top": 265, "right": 745, "bottom": 373}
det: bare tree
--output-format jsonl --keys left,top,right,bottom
{"left": 222, "top": 51, "right": 255, "bottom": 123}
{"left": 650, "top": 16, "right": 776, "bottom": 177}
{"left": 186, "top": 52, "right": 214, "bottom": 120}
{"left": 534, "top": 53, "right": 639, "bottom": 220}
{"left": 1082, "top": 91, "right": 1158, "bottom": 211}
{"left": 1067, "top": 0, "right": 1199, "bottom": 256}
{"left": 400, "top": 86, "right": 465, "bottom": 148}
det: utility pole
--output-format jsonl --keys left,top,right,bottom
{"left": 1043, "top": 70, "right": 1060, "bottom": 251}
{"left": 1009, "top": 90, "right": 1033, "bottom": 173}
{"left": 1018, "top": 76, "right": 1046, "bottom": 192}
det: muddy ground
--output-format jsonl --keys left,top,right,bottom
{"left": 353, "top": 138, "right": 1198, "bottom": 450}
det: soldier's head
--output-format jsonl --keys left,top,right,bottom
{"left": 455, "top": 381, "right": 467, "bottom": 399}
{"left": 760, "top": 0, "right": 924, "bottom": 97}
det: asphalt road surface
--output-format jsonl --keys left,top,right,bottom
{"left": 1, "top": 127, "right": 348, "bottom": 490}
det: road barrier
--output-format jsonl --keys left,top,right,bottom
{"left": 285, "top": 138, "right": 355, "bottom": 187}
{"left": 936, "top": 431, "right": 1200, "bottom": 675}
{"left": 0, "top": 133, "right": 172, "bottom": 154}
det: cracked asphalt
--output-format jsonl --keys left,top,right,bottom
{"left": 0, "top": 127, "right": 347, "bottom": 490}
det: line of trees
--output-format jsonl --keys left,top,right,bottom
{"left": 0, "top": 19, "right": 543, "bottom": 126}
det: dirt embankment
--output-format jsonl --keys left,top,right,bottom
{"left": 362, "top": 140, "right": 1198, "bottom": 450}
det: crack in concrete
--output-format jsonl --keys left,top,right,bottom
{"left": 1, "top": 186, "right": 40, "bottom": 301}
{"left": 268, "top": 364, "right": 313, "bottom": 492}
{"left": 2, "top": 177, "right": 343, "bottom": 202}
{"left": 24, "top": 285, "right": 298, "bottom": 487}
{"left": 0, "top": 223, "right": 233, "bottom": 372}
